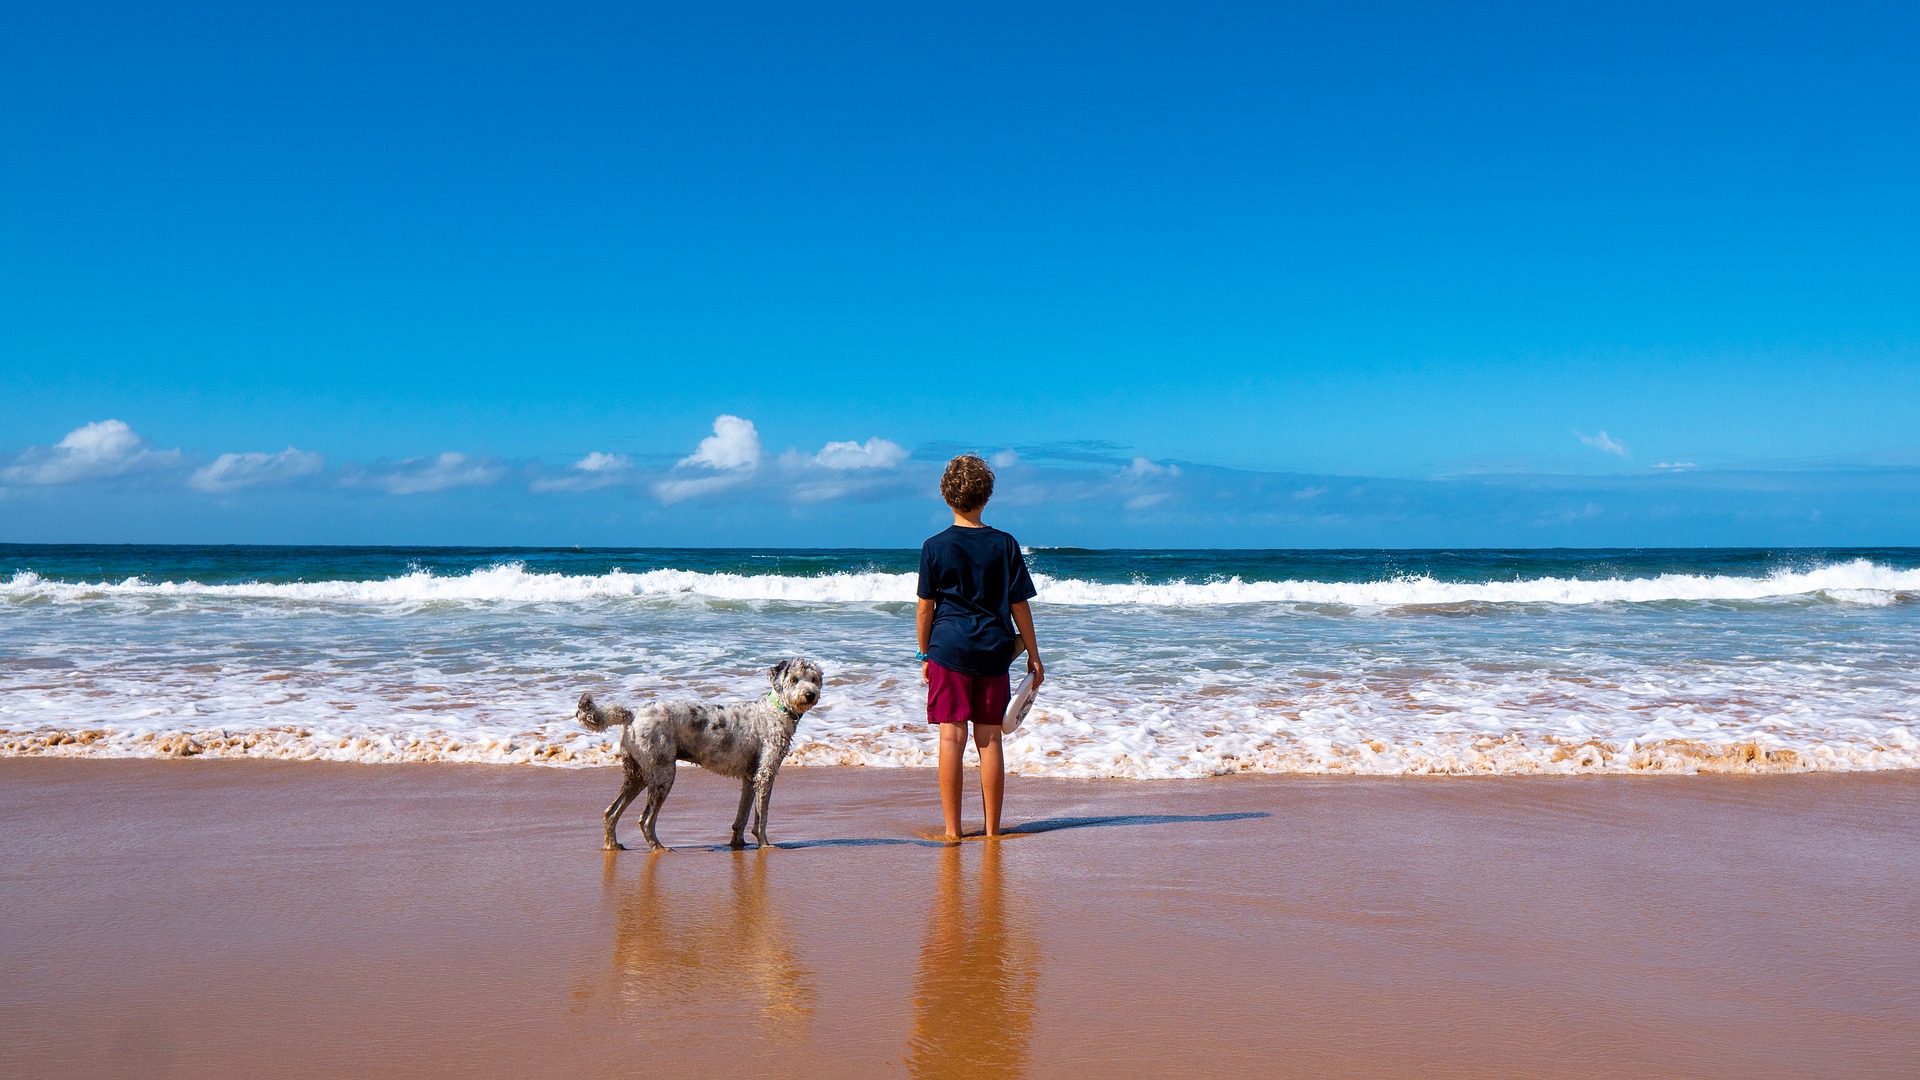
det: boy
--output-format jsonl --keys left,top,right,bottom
{"left": 916, "top": 453, "right": 1043, "bottom": 840}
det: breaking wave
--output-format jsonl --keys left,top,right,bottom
{"left": 4, "top": 559, "right": 1917, "bottom": 610}
{"left": 6, "top": 547, "right": 1917, "bottom": 778}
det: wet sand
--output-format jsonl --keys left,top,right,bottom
{"left": 3, "top": 759, "right": 1916, "bottom": 1078}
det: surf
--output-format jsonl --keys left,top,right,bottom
{"left": 4, "top": 558, "right": 1917, "bottom": 610}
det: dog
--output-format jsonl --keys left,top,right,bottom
{"left": 576, "top": 658, "right": 824, "bottom": 852}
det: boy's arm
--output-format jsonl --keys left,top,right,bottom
{"left": 916, "top": 598, "right": 936, "bottom": 683}
{"left": 1010, "top": 600, "right": 1043, "bottom": 686}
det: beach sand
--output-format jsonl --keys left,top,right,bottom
{"left": 3, "top": 759, "right": 1916, "bottom": 1078}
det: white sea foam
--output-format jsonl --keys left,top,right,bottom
{"left": 4, "top": 640, "right": 1918, "bottom": 777}
{"left": 0, "top": 566, "right": 916, "bottom": 606}
{"left": 6, "top": 698, "right": 1917, "bottom": 777}
{"left": 5, "top": 557, "right": 1918, "bottom": 778}
{"left": 1032, "top": 559, "right": 1920, "bottom": 607}
{"left": 5, "top": 559, "right": 1917, "bottom": 609}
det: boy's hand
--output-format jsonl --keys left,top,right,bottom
{"left": 921, "top": 661, "right": 929, "bottom": 684}
{"left": 1027, "top": 654, "right": 1044, "bottom": 687}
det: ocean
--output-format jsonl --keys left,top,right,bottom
{"left": 4, "top": 544, "right": 1918, "bottom": 778}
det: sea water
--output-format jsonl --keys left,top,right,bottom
{"left": 3, "top": 545, "right": 1918, "bottom": 777}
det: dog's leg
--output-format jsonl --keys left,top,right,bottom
{"left": 603, "top": 757, "right": 644, "bottom": 851}
{"left": 730, "top": 777, "right": 755, "bottom": 849}
{"left": 638, "top": 765, "right": 676, "bottom": 852}
{"left": 751, "top": 763, "right": 778, "bottom": 849}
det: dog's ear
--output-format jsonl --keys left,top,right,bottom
{"left": 768, "top": 659, "right": 791, "bottom": 684}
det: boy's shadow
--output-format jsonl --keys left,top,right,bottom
{"left": 1008, "top": 811, "right": 1268, "bottom": 834}
{"left": 731, "top": 811, "right": 1270, "bottom": 851}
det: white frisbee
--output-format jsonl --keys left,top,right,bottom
{"left": 1003, "top": 670, "right": 1039, "bottom": 734}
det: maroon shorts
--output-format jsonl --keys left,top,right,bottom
{"left": 926, "top": 660, "right": 1010, "bottom": 726}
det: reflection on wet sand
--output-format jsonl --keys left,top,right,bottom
{"left": 908, "top": 842, "right": 1041, "bottom": 1079}
{"left": 599, "top": 851, "right": 816, "bottom": 1037}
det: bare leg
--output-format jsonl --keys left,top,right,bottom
{"left": 731, "top": 777, "right": 755, "bottom": 848}
{"left": 938, "top": 722, "right": 970, "bottom": 839}
{"left": 974, "top": 723, "right": 1005, "bottom": 837}
{"left": 603, "top": 759, "right": 644, "bottom": 851}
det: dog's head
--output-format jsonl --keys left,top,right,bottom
{"left": 768, "top": 658, "right": 824, "bottom": 716}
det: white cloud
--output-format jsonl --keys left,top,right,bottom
{"left": 364, "top": 452, "right": 502, "bottom": 495}
{"left": 655, "top": 416, "right": 766, "bottom": 503}
{"left": 812, "top": 437, "right": 908, "bottom": 470}
{"left": 790, "top": 481, "right": 860, "bottom": 503}
{"left": 531, "top": 451, "right": 633, "bottom": 493}
{"left": 1575, "top": 430, "right": 1630, "bottom": 457}
{"left": 1108, "top": 457, "right": 1182, "bottom": 510}
{"left": 678, "top": 415, "right": 762, "bottom": 471}
{"left": 3, "top": 419, "right": 183, "bottom": 485}
{"left": 991, "top": 449, "right": 1020, "bottom": 469}
{"left": 672, "top": 428, "right": 918, "bottom": 503}
{"left": 1652, "top": 461, "right": 1697, "bottom": 472}
{"left": 189, "top": 447, "right": 324, "bottom": 492}
{"left": 656, "top": 473, "right": 753, "bottom": 504}
{"left": 1124, "top": 456, "right": 1181, "bottom": 478}
{"left": 1292, "top": 485, "right": 1328, "bottom": 500}
{"left": 578, "top": 451, "right": 627, "bottom": 473}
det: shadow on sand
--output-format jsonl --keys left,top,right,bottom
{"left": 658, "top": 810, "right": 1271, "bottom": 851}
{"left": 1009, "top": 811, "right": 1269, "bottom": 833}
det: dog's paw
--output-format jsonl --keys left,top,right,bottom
{"left": 604, "top": 841, "right": 626, "bottom": 851}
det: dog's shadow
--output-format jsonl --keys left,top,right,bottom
{"left": 670, "top": 811, "right": 1270, "bottom": 851}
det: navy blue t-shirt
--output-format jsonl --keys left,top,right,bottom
{"left": 917, "top": 525, "right": 1038, "bottom": 676}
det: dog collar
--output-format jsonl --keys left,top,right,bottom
{"left": 767, "top": 691, "right": 799, "bottom": 719}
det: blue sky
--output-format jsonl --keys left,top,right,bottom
{"left": 3, "top": 2, "right": 1917, "bottom": 547}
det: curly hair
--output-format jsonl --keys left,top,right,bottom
{"left": 940, "top": 454, "right": 995, "bottom": 513}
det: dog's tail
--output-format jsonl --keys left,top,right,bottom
{"left": 576, "top": 692, "right": 635, "bottom": 733}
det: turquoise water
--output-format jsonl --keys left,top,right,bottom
{"left": 4, "top": 545, "right": 1919, "bottom": 776}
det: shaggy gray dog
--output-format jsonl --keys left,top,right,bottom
{"left": 576, "top": 658, "right": 823, "bottom": 852}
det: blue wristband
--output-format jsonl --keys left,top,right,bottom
{"left": 915, "top": 651, "right": 930, "bottom": 663}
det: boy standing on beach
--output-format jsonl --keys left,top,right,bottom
{"left": 917, "top": 454, "right": 1043, "bottom": 840}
